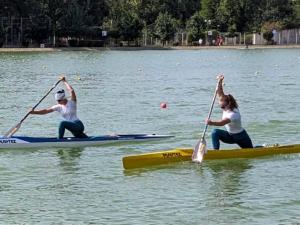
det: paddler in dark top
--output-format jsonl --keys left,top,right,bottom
{"left": 30, "top": 77, "right": 88, "bottom": 139}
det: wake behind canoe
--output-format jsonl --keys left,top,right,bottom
{"left": 0, "top": 134, "right": 173, "bottom": 149}
{"left": 122, "top": 144, "right": 300, "bottom": 169}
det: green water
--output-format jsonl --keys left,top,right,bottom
{"left": 0, "top": 49, "right": 299, "bottom": 224}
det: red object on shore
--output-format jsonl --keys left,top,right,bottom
{"left": 160, "top": 102, "right": 167, "bottom": 109}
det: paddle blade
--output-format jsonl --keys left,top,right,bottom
{"left": 4, "top": 123, "right": 21, "bottom": 138}
{"left": 192, "top": 139, "right": 207, "bottom": 163}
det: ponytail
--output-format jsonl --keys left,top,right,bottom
{"left": 224, "top": 94, "right": 238, "bottom": 110}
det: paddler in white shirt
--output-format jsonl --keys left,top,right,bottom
{"left": 30, "top": 77, "right": 88, "bottom": 139}
{"left": 205, "top": 75, "right": 253, "bottom": 150}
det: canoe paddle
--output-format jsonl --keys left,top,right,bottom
{"left": 3, "top": 79, "right": 62, "bottom": 138}
{"left": 192, "top": 79, "right": 221, "bottom": 163}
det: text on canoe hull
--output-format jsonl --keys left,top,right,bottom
{"left": 0, "top": 139, "right": 17, "bottom": 144}
{"left": 162, "top": 152, "right": 182, "bottom": 158}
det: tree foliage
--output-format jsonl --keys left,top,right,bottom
{"left": 154, "top": 12, "right": 178, "bottom": 44}
{"left": 104, "top": 1, "right": 143, "bottom": 44}
{"left": 186, "top": 13, "right": 206, "bottom": 42}
{"left": 0, "top": 0, "right": 299, "bottom": 45}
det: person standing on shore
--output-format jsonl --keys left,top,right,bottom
{"left": 199, "top": 38, "right": 203, "bottom": 45}
{"left": 205, "top": 75, "right": 253, "bottom": 149}
{"left": 30, "top": 77, "right": 88, "bottom": 139}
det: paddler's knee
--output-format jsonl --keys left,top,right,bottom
{"left": 211, "top": 129, "right": 218, "bottom": 137}
{"left": 59, "top": 121, "right": 68, "bottom": 128}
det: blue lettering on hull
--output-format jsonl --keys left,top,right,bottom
{"left": 0, "top": 139, "right": 17, "bottom": 144}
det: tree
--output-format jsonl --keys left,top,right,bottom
{"left": 0, "top": 0, "right": 30, "bottom": 17}
{"left": 86, "top": 0, "right": 109, "bottom": 26}
{"left": 200, "top": 0, "right": 220, "bottom": 28}
{"left": 28, "top": 14, "right": 51, "bottom": 44}
{"left": 186, "top": 12, "right": 206, "bottom": 43}
{"left": 239, "top": 0, "right": 264, "bottom": 32}
{"left": 138, "top": 0, "right": 199, "bottom": 25}
{"left": 154, "top": 12, "right": 177, "bottom": 45}
{"left": 138, "top": 0, "right": 164, "bottom": 26}
{"left": 118, "top": 11, "right": 143, "bottom": 45}
{"left": 161, "top": 0, "right": 201, "bottom": 23}
{"left": 41, "top": 0, "right": 67, "bottom": 46}
{"left": 292, "top": 0, "right": 300, "bottom": 26}
{"left": 59, "top": 1, "right": 92, "bottom": 38}
{"left": 217, "top": 0, "right": 243, "bottom": 34}
{"left": 262, "top": 0, "right": 295, "bottom": 27}
{"left": 104, "top": 0, "right": 143, "bottom": 44}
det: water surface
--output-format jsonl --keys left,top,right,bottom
{"left": 0, "top": 49, "right": 299, "bottom": 224}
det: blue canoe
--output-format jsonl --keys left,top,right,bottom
{"left": 0, "top": 134, "right": 173, "bottom": 149}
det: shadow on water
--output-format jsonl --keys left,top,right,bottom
{"left": 0, "top": 147, "right": 84, "bottom": 172}
{"left": 0, "top": 147, "right": 40, "bottom": 155}
{"left": 56, "top": 148, "right": 84, "bottom": 173}
{"left": 123, "top": 158, "right": 253, "bottom": 188}
{"left": 123, "top": 161, "right": 192, "bottom": 176}
{"left": 204, "top": 159, "right": 253, "bottom": 208}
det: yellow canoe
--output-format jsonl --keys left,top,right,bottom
{"left": 122, "top": 144, "right": 300, "bottom": 170}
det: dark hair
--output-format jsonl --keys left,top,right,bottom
{"left": 56, "top": 89, "right": 65, "bottom": 94}
{"left": 223, "top": 94, "right": 238, "bottom": 110}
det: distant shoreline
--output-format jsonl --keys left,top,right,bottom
{"left": 1, "top": 45, "right": 300, "bottom": 52}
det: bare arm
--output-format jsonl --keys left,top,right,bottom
{"left": 61, "top": 76, "right": 76, "bottom": 101}
{"left": 30, "top": 108, "right": 54, "bottom": 115}
{"left": 216, "top": 75, "right": 225, "bottom": 99}
{"left": 206, "top": 118, "right": 231, "bottom": 126}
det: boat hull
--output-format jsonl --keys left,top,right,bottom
{"left": 122, "top": 144, "right": 300, "bottom": 169}
{"left": 0, "top": 134, "right": 173, "bottom": 149}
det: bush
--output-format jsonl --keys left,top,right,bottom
{"left": 92, "top": 40, "right": 104, "bottom": 47}
{"left": 186, "top": 12, "right": 205, "bottom": 43}
{"left": 56, "top": 38, "right": 68, "bottom": 47}
{"left": 173, "top": 41, "right": 179, "bottom": 46}
{"left": 68, "top": 39, "right": 79, "bottom": 47}
{"left": 78, "top": 40, "right": 88, "bottom": 47}
{"left": 245, "top": 34, "right": 253, "bottom": 45}
{"left": 22, "top": 40, "right": 30, "bottom": 47}
{"left": 109, "top": 30, "right": 120, "bottom": 39}
{"left": 0, "top": 26, "right": 5, "bottom": 47}
{"left": 77, "top": 40, "right": 104, "bottom": 47}
{"left": 187, "top": 32, "right": 205, "bottom": 45}
{"left": 261, "top": 21, "right": 283, "bottom": 33}
{"left": 263, "top": 31, "right": 274, "bottom": 44}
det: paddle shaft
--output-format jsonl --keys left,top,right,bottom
{"left": 21, "top": 80, "right": 62, "bottom": 122}
{"left": 4, "top": 79, "right": 62, "bottom": 137}
{"left": 200, "top": 80, "right": 221, "bottom": 142}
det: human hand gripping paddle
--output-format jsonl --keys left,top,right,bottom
{"left": 192, "top": 78, "right": 222, "bottom": 163}
{"left": 3, "top": 78, "right": 63, "bottom": 138}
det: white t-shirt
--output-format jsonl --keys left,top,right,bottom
{"left": 51, "top": 100, "right": 79, "bottom": 122}
{"left": 222, "top": 108, "right": 244, "bottom": 134}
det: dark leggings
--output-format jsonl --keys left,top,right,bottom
{"left": 211, "top": 129, "right": 253, "bottom": 150}
{"left": 58, "top": 120, "right": 88, "bottom": 139}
